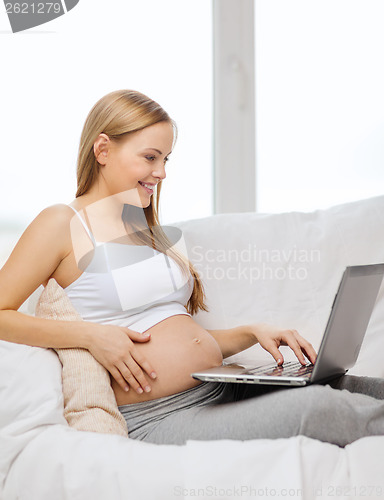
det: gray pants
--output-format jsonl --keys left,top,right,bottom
{"left": 118, "top": 375, "right": 384, "bottom": 447}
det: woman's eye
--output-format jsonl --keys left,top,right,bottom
{"left": 145, "top": 155, "right": 170, "bottom": 164}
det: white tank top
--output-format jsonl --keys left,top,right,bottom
{"left": 64, "top": 205, "right": 193, "bottom": 333}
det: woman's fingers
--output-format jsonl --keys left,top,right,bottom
{"left": 130, "top": 345, "right": 157, "bottom": 381}
{"left": 126, "top": 329, "right": 152, "bottom": 343}
{"left": 282, "top": 329, "right": 317, "bottom": 365}
{"left": 110, "top": 359, "right": 152, "bottom": 394}
{"left": 262, "top": 340, "right": 284, "bottom": 365}
{"left": 299, "top": 339, "right": 317, "bottom": 364}
{"left": 109, "top": 366, "right": 130, "bottom": 392}
{"left": 256, "top": 324, "right": 318, "bottom": 367}
{"left": 119, "top": 359, "right": 151, "bottom": 394}
{"left": 89, "top": 324, "right": 158, "bottom": 393}
{"left": 115, "top": 327, "right": 157, "bottom": 393}
{"left": 283, "top": 334, "right": 307, "bottom": 364}
{"left": 289, "top": 329, "right": 317, "bottom": 364}
{"left": 299, "top": 345, "right": 317, "bottom": 365}
{"left": 118, "top": 345, "right": 157, "bottom": 394}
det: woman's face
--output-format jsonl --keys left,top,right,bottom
{"left": 96, "top": 121, "right": 174, "bottom": 208}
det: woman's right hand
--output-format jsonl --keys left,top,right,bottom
{"left": 85, "top": 323, "right": 157, "bottom": 394}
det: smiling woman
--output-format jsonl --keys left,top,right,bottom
{"left": 0, "top": 89, "right": 221, "bottom": 403}
{"left": 58, "top": 91, "right": 224, "bottom": 404}
{"left": 2, "top": 89, "right": 384, "bottom": 449}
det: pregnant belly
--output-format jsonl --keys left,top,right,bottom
{"left": 112, "top": 314, "right": 223, "bottom": 405}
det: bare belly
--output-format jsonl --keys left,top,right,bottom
{"left": 112, "top": 315, "right": 223, "bottom": 406}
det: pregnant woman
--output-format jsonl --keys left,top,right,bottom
{"left": 1, "top": 89, "right": 383, "bottom": 447}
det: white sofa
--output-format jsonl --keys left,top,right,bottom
{"left": 1, "top": 195, "right": 384, "bottom": 500}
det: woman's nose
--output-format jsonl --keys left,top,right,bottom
{"left": 152, "top": 161, "right": 166, "bottom": 180}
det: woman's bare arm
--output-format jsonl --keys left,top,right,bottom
{"left": 206, "top": 325, "right": 257, "bottom": 359}
{"left": 0, "top": 204, "right": 81, "bottom": 346}
{"left": 207, "top": 323, "right": 317, "bottom": 364}
{"left": 0, "top": 205, "right": 156, "bottom": 393}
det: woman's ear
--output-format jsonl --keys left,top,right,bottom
{"left": 93, "top": 133, "right": 110, "bottom": 165}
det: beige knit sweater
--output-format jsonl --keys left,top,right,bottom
{"left": 35, "top": 278, "right": 128, "bottom": 437}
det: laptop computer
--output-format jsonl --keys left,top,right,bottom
{"left": 192, "top": 263, "right": 384, "bottom": 387}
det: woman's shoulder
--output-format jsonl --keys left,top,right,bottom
{"left": 34, "top": 203, "right": 75, "bottom": 226}
{"left": 23, "top": 204, "right": 76, "bottom": 247}
{"left": 38, "top": 202, "right": 74, "bottom": 216}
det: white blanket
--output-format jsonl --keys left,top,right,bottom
{"left": 1, "top": 195, "right": 384, "bottom": 499}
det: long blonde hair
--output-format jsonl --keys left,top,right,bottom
{"left": 75, "top": 89, "right": 208, "bottom": 315}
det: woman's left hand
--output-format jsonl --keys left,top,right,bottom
{"left": 249, "top": 323, "right": 317, "bottom": 366}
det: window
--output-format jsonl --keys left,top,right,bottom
{"left": 0, "top": 0, "right": 213, "bottom": 233}
{"left": 255, "top": 0, "right": 384, "bottom": 213}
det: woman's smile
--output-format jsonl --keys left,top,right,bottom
{"left": 138, "top": 181, "right": 156, "bottom": 194}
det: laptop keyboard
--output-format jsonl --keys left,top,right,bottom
{"left": 246, "top": 361, "right": 314, "bottom": 378}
